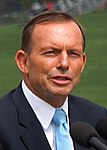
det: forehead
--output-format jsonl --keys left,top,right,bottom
{"left": 32, "top": 21, "right": 83, "bottom": 39}
{"left": 31, "top": 22, "right": 83, "bottom": 50}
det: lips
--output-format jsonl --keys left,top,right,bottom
{"left": 50, "top": 75, "right": 72, "bottom": 85}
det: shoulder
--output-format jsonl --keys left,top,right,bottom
{"left": 0, "top": 89, "right": 15, "bottom": 108}
{"left": 0, "top": 89, "right": 17, "bottom": 133}
{"left": 0, "top": 89, "right": 17, "bottom": 121}
{"left": 69, "top": 94, "right": 104, "bottom": 107}
{"left": 68, "top": 95, "right": 107, "bottom": 127}
{"left": 0, "top": 84, "right": 22, "bottom": 121}
{"left": 68, "top": 94, "right": 107, "bottom": 115}
{"left": 0, "top": 83, "right": 22, "bottom": 108}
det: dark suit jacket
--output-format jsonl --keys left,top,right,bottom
{"left": 0, "top": 84, "right": 107, "bottom": 150}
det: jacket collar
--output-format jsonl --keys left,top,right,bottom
{"left": 12, "top": 84, "right": 51, "bottom": 150}
{"left": 68, "top": 95, "right": 88, "bottom": 150}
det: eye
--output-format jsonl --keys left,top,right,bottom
{"left": 43, "top": 48, "right": 60, "bottom": 57}
{"left": 68, "top": 50, "right": 81, "bottom": 58}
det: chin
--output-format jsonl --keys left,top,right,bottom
{"left": 52, "top": 89, "right": 71, "bottom": 96}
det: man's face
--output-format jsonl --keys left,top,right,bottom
{"left": 20, "top": 22, "right": 86, "bottom": 104}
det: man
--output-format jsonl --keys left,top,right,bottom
{"left": 0, "top": 10, "right": 107, "bottom": 150}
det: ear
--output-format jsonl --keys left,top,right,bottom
{"left": 15, "top": 50, "right": 29, "bottom": 74}
{"left": 81, "top": 52, "right": 87, "bottom": 73}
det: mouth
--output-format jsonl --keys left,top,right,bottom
{"left": 50, "top": 75, "right": 72, "bottom": 85}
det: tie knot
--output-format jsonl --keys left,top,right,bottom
{"left": 53, "top": 109, "right": 67, "bottom": 126}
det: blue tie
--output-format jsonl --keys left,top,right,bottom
{"left": 53, "top": 109, "right": 74, "bottom": 150}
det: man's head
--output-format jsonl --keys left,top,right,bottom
{"left": 15, "top": 10, "right": 86, "bottom": 107}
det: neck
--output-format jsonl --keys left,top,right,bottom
{"left": 38, "top": 93, "right": 67, "bottom": 108}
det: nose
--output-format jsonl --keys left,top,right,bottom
{"left": 57, "top": 51, "right": 69, "bottom": 72}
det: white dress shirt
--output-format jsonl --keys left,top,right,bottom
{"left": 22, "top": 80, "right": 74, "bottom": 150}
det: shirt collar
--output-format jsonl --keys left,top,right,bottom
{"left": 22, "top": 80, "right": 68, "bottom": 129}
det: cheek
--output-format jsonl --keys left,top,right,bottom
{"left": 29, "top": 57, "right": 53, "bottom": 77}
{"left": 70, "top": 60, "right": 84, "bottom": 75}
{"left": 38, "top": 57, "right": 56, "bottom": 74}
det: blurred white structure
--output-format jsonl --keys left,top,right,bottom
{"left": 56, "top": 0, "right": 107, "bottom": 15}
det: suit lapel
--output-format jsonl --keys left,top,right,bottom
{"left": 68, "top": 95, "right": 91, "bottom": 150}
{"left": 20, "top": 122, "right": 51, "bottom": 150}
{"left": 12, "top": 84, "right": 51, "bottom": 150}
{"left": 68, "top": 95, "right": 83, "bottom": 125}
{"left": 68, "top": 95, "right": 83, "bottom": 150}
